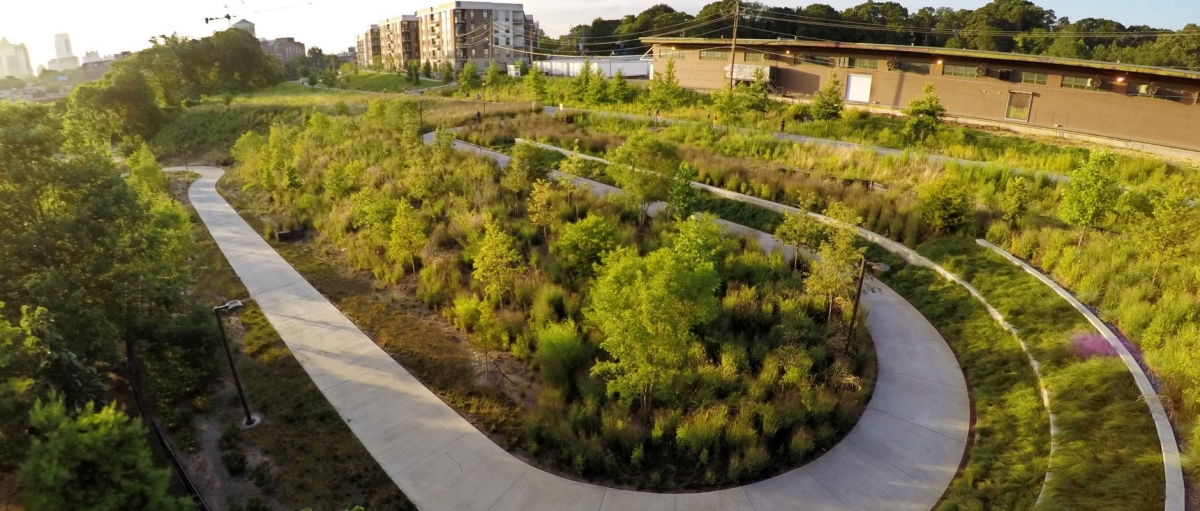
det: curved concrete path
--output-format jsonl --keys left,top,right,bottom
{"left": 188, "top": 165, "right": 969, "bottom": 511}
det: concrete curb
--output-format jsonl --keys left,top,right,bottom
{"left": 976, "top": 239, "right": 1185, "bottom": 511}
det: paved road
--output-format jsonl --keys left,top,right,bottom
{"left": 188, "top": 162, "right": 969, "bottom": 511}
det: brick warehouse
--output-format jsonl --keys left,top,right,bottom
{"left": 644, "top": 37, "right": 1200, "bottom": 155}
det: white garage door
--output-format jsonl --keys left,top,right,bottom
{"left": 846, "top": 74, "right": 873, "bottom": 103}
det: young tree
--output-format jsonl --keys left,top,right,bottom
{"left": 457, "top": 60, "right": 481, "bottom": 90}
{"left": 524, "top": 64, "right": 547, "bottom": 101}
{"left": 903, "top": 83, "right": 946, "bottom": 142}
{"left": 551, "top": 215, "right": 619, "bottom": 280}
{"left": 745, "top": 67, "right": 771, "bottom": 112}
{"left": 810, "top": 72, "right": 845, "bottom": 121}
{"left": 586, "top": 72, "right": 610, "bottom": 105}
{"left": 804, "top": 206, "right": 865, "bottom": 322}
{"left": 918, "top": 176, "right": 973, "bottom": 234}
{"left": 1000, "top": 176, "right": 1033, "bottom": 227}
{"left": 1133, "top": 184, "right": 1199, "bottom": 279}
{"left": 528, "top": 179, "right": 555, "bottom": 241}
{"left": 439, "top": 61, "right": 455, "bottom": 84}
{"left": 1060, "top": 151, "right": 1120, "bottom": 245}
{"left": 126, "top": 142, "right": 167, "bottom": 195}
{"left": 665, "top": 162, "right": 700, "bottom": 221}
{"left": 609, "top": 133, "right": 679, "bottom": 224}
{"left": 21, "top": 398, "right": 192, "bottom": 511}
{"left": 587, "top": 246, "right": 719, "bottom": 409}
{"left": 422, "top": 59, "right": 433, "bottom": 78}
{"left": 406, "top": 60, "right": 421, "bottom": 84}
{"left": 711, "top": 83, "right": 746, "bottom": 119}
{"left": 775, "top": 211, "right": 825, "bottom": 269}
{"left": 483, "top": 59, "right": 504, "bottom": 88}
{"left": 502, "top": 142, "right": 551, "bottom": 196}
{"left": 647, "top": 59, "right": 685, "bottom": 110}
{"left": 670, "top": 213, "right": 732, "bottom": 269}
{"left": 572, "top": 59, "right": 594, "bottom": 102}
{"left": 473, "top": 215, "right": 523, "bottom": 303}
{"left": 388, "top": 200, "right": 427, "bottom": 274}
{"left": 608, "top": 68, "right": 629, "bottom": 103}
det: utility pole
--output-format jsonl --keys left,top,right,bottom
{"left": 728, "top": 0, "right": 739, "bottom": 89}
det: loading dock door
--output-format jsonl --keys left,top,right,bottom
{"left": 846, "top": 74, "right": 872, "bottom": 103}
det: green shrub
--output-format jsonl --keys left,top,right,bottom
{"left": 788, "top": 427, "right": 814, "bottom": 459}
{"left": 529, "top": 283, "right": 566, "bottom": 326}
{"left": 450, "top": 294, "right": 483, "bottom": 332}
{"left": 675, "top": 405, "right": 727, "bottom": 457}
{"left": 534, "top": 320, "right": 584, "bottom": 387}
{"left": 221, "top": 450, "right": 248, "bottom": 477}
{"left": 728, "top": 444, "right": 770, "bottom": 482}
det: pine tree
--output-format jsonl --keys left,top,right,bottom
{"left": 608, "top": 68, "right": 629, "bottom": 103}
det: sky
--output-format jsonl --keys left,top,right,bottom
{"left": 2, "top": 0, "right": 1194, "bottom": 71}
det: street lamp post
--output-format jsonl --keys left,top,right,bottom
{"left": 212, "top": 300, "right": 260, "bottom": 428}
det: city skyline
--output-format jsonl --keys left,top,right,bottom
{"left": 1, "top": 0, "right": 1195, "bottom": 77}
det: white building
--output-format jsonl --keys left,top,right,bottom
{"left": 47, "top": 33, "right": 79, "bottom": 72}
{"left": 232, "top": 19, "right": 256, "bottom": 38}
{"left": 0, "top": 38, "right": 33, "bottom": 78}
{"left": 535, "top": 56, "right": 650, "bottom": 78}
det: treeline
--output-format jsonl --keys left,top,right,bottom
{"left": 547, "top": 0, "right": 1200, "bottom": 70}
{"left": 1, "top": 101, "right": 210, "bottom": 510}
{"left": 63, "top": 28, "right": 283, "bottom": 155}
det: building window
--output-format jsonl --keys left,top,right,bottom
{"left": 659, "top": 48, "right": 685, "bottom": 60}
{"left": 699, "top": 50, "right": 729, "bottom": 60}
{"left": 798, "top": 55, "right": 831, "bottom": 66}
{"left": 849, "top": 58, "right": 877, "bottom": 69}
{"left": 943, "top": 64, "right": 979, "bottom": 78}
{"left": 471, "top": 49, "right": 476, "bottom": 58}
{"left": 744, "top": 52, "right": 767, "bottom": 62}
{"left": 1061, "top": 75, "right": 1101, "bottom": 91}
{"left": 484, "top": 49, "right": 489, "bottom": 58}
{"left": 1018, "top": 71, "right": 1048, "bottom": 85}
{"left": 897, "top": 61, "right": 930, "bottom": 74}
{"left": 1005, "top": 92, "right": 1032, "bottom": 121}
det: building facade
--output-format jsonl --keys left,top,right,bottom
{"left": 356, "top": 25, "right": 381, "bottom": 69}
{"left": 645, "top": 38, "right": 1200, "bottom": 153}
{"left": 0, "top": 37, "right": 33, "bottom": 79}
{"left": 232, "top": 19, "right": 257, "bottom": 38}
{"left": 412, "top": 2, "right": 533, "bottom": 69}
{"left": 379, "top": 15, "right": 420, "bottom": 70}
{"left": 261, "top": 37, "right": 306, "bottom": 63}
{"left": 47, "top": 33, "right": 79, "bottom": 72}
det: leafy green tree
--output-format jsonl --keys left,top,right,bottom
{"left": 528, "top": 180, "right": 555, "bottom": 241}
{"left": 473, "top": 215, "right": 523, "bottom": 303}
{"left": 63, "top": 65, "right": 162, "bottom": 153}
{"left": 586, "top": 72, "right": 610, "bottom": 105}
{"left": 745, "top": 67, "right": 771, "bottom": 112}
{"left": 804, "top": 204, "right": 865, "bottom": 322}
{"left": 670, "top": 213, "right": 732, "bottom": 269}
{"left": 422, "top": 60, "right": 433, "bottom": 78}
{"left": 572, "top": 59, "right": 594, "bottom": 101}
{"left": 440, "top": 61, "right": 455, "bottom": 84}
{"left": 388, "top": 200, "right": 427, "bottom": 274}
{"left": 903, "top": 83, "right": 946, "bottom": 142}
{"left": 665, "top": 162, "right": 700, "bottom": 221}
{"left": 524, "top": 64, "right": 548, "bottom": 100}
{"left": 503, "top": 142, "right": 551, "bottom": 196}
{"left": 1000, "top": 176, "right": 1033, "bottom": 227}
{"left": 351, "top": 188, "right": 399, "bottom": 248}
{"left": 126, "top": 142, "right": 167, "bottom": 195}
{"left": 775, "top": 211, "right": 825, "bottom": 269}
{"left": 646, "top": 59, "right": 685, "bottom": 110}
{"left": 457, "top": 61, "right": 481, "bottom": 90}
{"left": 609, "top": 133, "right": 679, "bottom": 224}
{"left": 918, "top": 176, "right": 973, "bottom": 234}
{"left": 587, "top": 246, "right": 719, "bottom": 409}
{"left": 1133, "top": 183, "right": 1199, "bottom": 279}
{"left": 810, "top": 73, "right": 845, "bottom": 121}
{"left": 21, "top": 397, "right": 193, "bottom": 511}
{"left": 551, "top": 215, "right": 618, "bottom": 280}
{"left": 483, "top": 59, "right": 504, "bottom": 87}
{"left": 1060, "top": 151, "right": 1120, "bottom": 245}
{"left": 608, "top": 69, "right": 629, "bottom": 103}
{"left": 406, "top": 60, "right": 420, "bottom": 84}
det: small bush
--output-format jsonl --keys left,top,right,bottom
{"left": 249, "top": 462, "right": 274, "bottom": 489}
{"left": 450, "top": 294, "right": 483, "bottom": 331}
{"left": 534, "top": 320, "right": 584, "bottom": 387}
{"left": 221, "top": 449, "right": 248, "bottom": 477}
{"left": 675, "top": 405, "right": 727, "bottom": 457}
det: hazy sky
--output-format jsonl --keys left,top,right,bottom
{"left": 2, "top": 0, "right": 1193, "bottom": 71}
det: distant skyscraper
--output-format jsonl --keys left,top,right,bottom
{"left": 0, "top": 37, "right": 34, "bottom": 78}
{"left": 47, "top": 33, "right": 80, "bottom": 72}
{"left": 55, "top": 34, "right": 73, "bottom": 59}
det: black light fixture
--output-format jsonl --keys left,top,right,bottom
{"left": 213, "top": 300, "right": 260, "bottom": 427}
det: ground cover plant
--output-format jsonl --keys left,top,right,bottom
{"left": 458, "top": 111, "right": 1175, "bottom": 507}
{"left": 220, "top": 97, "right": 876, "bottom": 489}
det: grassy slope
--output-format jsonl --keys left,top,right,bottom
{"left": 343, "top": 71, "right": 438, "bottom": 92}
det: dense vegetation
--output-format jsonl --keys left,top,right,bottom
{"left": 547, "top": 0, "right": 1200, "bottom": 70}
{"left": 222, "top": 98, "right": 876, "bottom": 488}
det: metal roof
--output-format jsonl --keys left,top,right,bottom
{"left": 642, "top": 37, "right": 1200, "bottom": 82}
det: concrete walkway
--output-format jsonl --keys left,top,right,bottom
{"left": 188, "top": 164, "right": 969, "bottom": 511}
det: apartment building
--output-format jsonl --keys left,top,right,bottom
{"left": 356, "top": 25, "right": 381, "bottom": 69}
{"left": 379, "top": 15, "right": 420, "bottom": 70}
{"left": 261, "top": 37, "right": 306, "bottom": 63}
{"left": 645, "top": 37, "right": 1200, "bottom": 155}
{"left": 413, "top": 2, "right": 533, "bottom": 69}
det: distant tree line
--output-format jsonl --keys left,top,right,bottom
{"left": 543, "top": 0, "right": 1200, "bottom": 70}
